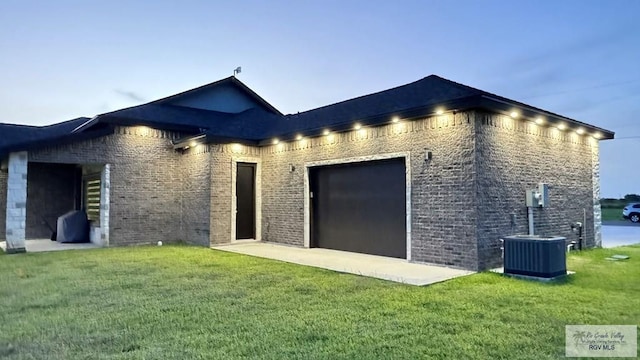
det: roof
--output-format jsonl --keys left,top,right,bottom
{"left": 70, "top": 76, "right": 284, "bottom": 135}
{"left": 152, "top": 76, "right": 283, "bottom": 116}
{"left": 0, "top": 117, "right": 91, "bottom": 155}
{"left": 287, "top": 75, "right": 482, "bottom": 128}
{"left": 1, "top": 74, "right": 615, "bottom": 154}
{"left": 197, "top": 75, "right": 615, "bottom": 144}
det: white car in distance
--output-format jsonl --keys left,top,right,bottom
{"left": 622, "top": 203, "right": 640, "bottom": 223}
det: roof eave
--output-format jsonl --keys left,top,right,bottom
{"left": 477, "top": 95, "right": 615, "bottom": 140}
{"left": 257, "top": 95, "right": 614, "bottom": 144}
{"left": 97, "top": 115, "right": 205, "bottom": 134}
{"left": 172, "top": 133, "right": 260, "bottom": 150}
{"left": 0, "top": 126, "right": 115, "bottom": 158}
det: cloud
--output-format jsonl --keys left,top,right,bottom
{"left": 114, "top": 89, "right": 146, "bottom": 103}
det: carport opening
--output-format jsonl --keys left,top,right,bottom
{"left": 26, "top": 162, "right": 106, "bottom": 245}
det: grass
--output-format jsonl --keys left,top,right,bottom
{"left": 602, "top": 207, "right": 624, "bottom": 221}
{"left": 1, "top": 245, "right": 639, "bottom": 359}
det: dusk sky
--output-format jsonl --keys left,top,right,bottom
{"left": 1, "top": 0, "right": 638, "bottom": 198}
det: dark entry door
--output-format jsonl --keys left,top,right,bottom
{"left": 310, "top": 158, "right": 406, "bottom": 258}
{"left": 236, "top": 163, "right": 256, "bottom": 239}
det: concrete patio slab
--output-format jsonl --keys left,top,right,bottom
{"left": 0, "top": 239, "right": 101, "bottom": 253}
{"left": 213, "top": 242, "right": 474, "bottom": 286}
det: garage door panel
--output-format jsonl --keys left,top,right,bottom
{"left": 310, "top": 158, "right": 406, "bottom": 258}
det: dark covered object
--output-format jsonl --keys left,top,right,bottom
{"left": 56, "top": 210, "right": 90, "bottom": 243}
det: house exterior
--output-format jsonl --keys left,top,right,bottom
{"left": 0, "top": 75, "right": 614, "bottom": 271}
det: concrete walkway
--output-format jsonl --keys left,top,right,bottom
{"left": 213, "top": 242, "right": 474, "bottom": 286}
{"left": 0, "top": 239, "right": 101, "bottom": 253}
{"left": 602, "top": 225, "right": 640, "bottom": 248}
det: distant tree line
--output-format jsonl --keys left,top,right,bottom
{"left": 600, "top": 194, "right": 640, "bottom": 208}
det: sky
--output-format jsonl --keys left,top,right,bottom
{"left": 0, "top": 0, "right": 638, "bottom": 198}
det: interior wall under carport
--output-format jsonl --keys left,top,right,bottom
{"left": 28, "top": 126, "right": 184, "bottom": 246}
{"left": 25, "top": 162, "right": 79, "bottom": 239}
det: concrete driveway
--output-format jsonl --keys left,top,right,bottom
{"left": 602, "top": 224, "right": 640, "bottom": 248}
{"left": 213, "top": 242, "right": 474, "bottom": 286}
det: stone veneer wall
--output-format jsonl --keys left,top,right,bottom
{"left": 591, "top": 141, "right": 602, "bottom": 247}
{"left": 259, "top": 112, "right": 479, "bottom": 270}
{"left": 0, "top": 169, "right": 6, "bottom": 240}
{"left": 474, "top": 112, "right": 597, "bottom": 270}
{"left": 5, "top": 152, "right": 28, "bottom": 249}
{"left": 25, "top": 162, "right": 77, "bottom": 239}
{"left": 28, "top": 127, "right": 185, "bottom": 246}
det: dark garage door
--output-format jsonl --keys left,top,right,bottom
{"left": 310, "top": 157, "right": 406, "bottom": 258}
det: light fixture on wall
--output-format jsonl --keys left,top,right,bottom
{"left": 510, "top": 111, "right": 519, "bottom": 118}
{"left": 576, "top": 128, "right": 585, "bottom": 135}
{"left": 425, "top": 149, "right": 433, "bottom": 162}
{"left": 289, "top": 164, "right": 295, "bottom": 172}
{"left": 231, "top": 143, "right": 242, "bottom": 153}
{"left": 391, "top": 116, "right": 400, "bottom": 123}
{"left": 436, "top": 108, "right": 444, "bottom": 115}
{"left": 272, "top": 138, "right": 280, "bottom": 145}
{"left": 353, "top": 123, "right": 362, "bottom": 130}
{"left": 295, "top": 134, "right": 303, "bottom": 141}
{"left": 322, "top": 129, "right": 331, "bottom": 136}
{"left": 535, "top": 117, "right": 544, "bottom": 125}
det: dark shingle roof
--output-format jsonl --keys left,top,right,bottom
{"left": 2, "top": 74, "right": 615, "bottom": 154}
{"left": 152, "top": 76, "right": 283, "bottom": 116}
{"left": 205, "top": 74, "right": 614, "bottom": 143}
{"left": 286, "top": 75, "right": 482, "bottom": 129}
{"left": 96, "top": 104, "right": 235, "bottom": 132}
{"left": 193, "top": 75, "right": 483, "bottom": 143}
{"left": 0, "top": 124, "right": 41, "bottom": 148}
{"left": 0, "top": 117, "right": 90, "bottom": 153}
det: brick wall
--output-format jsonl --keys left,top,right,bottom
{"left": 0, "top": 170, "right": 6, "bottom": 240}
{"left": 181, "top": 145, "right": 211, "bottom": 246}
{"left": 7, "top": 112, "right": 601, "bottom": 270}
{"left": 209, "top": 146, "right": 233, "bottom": 245}
{"left": 25, "top": 162, "right": 77, "bottom": 239}
{"left": 259, "top": 112, "right": 479, "bottom": 270}
{"left": 208, "top": 144, "right": 261, "bottom": 245}
{"left": 474, "top": 112, "right": 597, "bottom": 270}
{"left": 28, "top": 126, "right": 185, "bottom": 246}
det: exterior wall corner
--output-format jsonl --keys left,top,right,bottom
{"left": 5, "top": 151, "right": 28, "bottom": 251}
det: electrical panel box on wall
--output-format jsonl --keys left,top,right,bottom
{"left": 538, "top": 183, "right": 549, "bottom": 207}
{"left": 525, "top": 184, "right": 550, "bottom": 208}
{"left": 525, "top": 189, "right": 537, "bottom": 207}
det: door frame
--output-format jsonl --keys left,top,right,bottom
{"left": 303, "top": 152, "right": 412, "bottom": 261}
{"left": 231, "top": 156, "right": 261, "bottom": 242}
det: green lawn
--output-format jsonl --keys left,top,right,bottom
{"left": 602, "top": 207, "right": 624, "bottom": 221}
{"left": 1, "top": 245, "right": 638, "bottom": 359}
